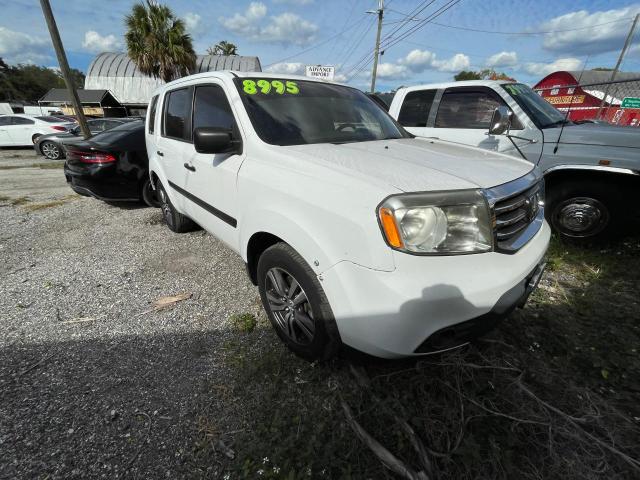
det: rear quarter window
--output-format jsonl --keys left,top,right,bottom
{"left": 148, "top": 95, "right": 158, "bottom": 134}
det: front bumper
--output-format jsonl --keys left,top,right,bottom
{"left": 320, "top": 220, "right": 551, "bottom": 358}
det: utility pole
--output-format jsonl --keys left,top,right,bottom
{"left": 39, "top": 0, "right": 91, "bottom": 139}
{"left": 369, "top": 0, "right": 384, "bottom": 93}
{"left": 596, "top": 13, "right": 639, "bottom": 120}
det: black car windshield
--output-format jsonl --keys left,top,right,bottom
{"left": 234, "top": 78, "right": 409, "bottom": 146}
{"left": 502, "top": 83, "right": 569, "bottom": 129}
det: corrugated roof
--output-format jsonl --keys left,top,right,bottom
{"left": 86, "top": 52, "right": 261, "bottom": 78}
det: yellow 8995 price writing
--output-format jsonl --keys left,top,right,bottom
{"left": 242, "top": 79, "right": 299, "bottom": 95}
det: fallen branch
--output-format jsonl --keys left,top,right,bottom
{"left": 16, "top": 352, "right": 55, "bottom": 378}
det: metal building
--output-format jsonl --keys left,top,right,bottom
{"left": 84, "top": 52, "right": 262, "bottom": 114}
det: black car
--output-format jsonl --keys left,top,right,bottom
{"left": 36, "top": 118, "right": 141, "bottom": 160}
{"left": 63, "top": 122, "right": 158, "bottom": 207}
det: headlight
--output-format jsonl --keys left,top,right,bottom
{"left": 378, "top": 190, "right": 493, "bottom": 254}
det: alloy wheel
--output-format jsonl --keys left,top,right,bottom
{"left": 41, "top": 142, "right": 61, "bottom": 160}
{"left": 264, "top": 267, "right": 316, "bottom": 345}
{"left": 157, "top": 186, "right": 174, "bottom": 229}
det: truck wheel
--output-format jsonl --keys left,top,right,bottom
{"left": 546, "top": 180, "right": 618, "bottom": 244}
{"left": 257, "top": 243, "right": 341, "bottom": 361}
{"left": 156, "top": 181, "right": 197, "bottom": 233}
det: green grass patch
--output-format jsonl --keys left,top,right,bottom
{"left": 0, "top": 161, "right": 64, "bottom": 170}
{"left": 229, "top": 313, "right": 258, "bottom": 334}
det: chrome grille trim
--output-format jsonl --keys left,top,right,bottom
{"left": 484, "top": 170, "right": 545, "bottom": 254}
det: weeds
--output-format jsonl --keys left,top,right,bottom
{"left": 229, "top": 313, "right": 257, "bottom": 333}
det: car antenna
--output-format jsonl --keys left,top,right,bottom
{"left": 554, "top": 56, "right": 589, "bottom": 154}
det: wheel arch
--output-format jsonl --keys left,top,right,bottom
{"left": 544, "top": 165, "right": 640, "bottom": 192}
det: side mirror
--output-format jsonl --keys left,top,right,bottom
{"left": 193, "top": 127, "right": 240, "bottom": 154}
{"left": 488, "top": 106, "right": 511, "bottom": 135}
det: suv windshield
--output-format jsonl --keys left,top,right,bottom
{"left": 234, "top": 78, "right": 409, "bottom": 146}
{"left": 502, "top": 83, "right": 569, "bottom": 129}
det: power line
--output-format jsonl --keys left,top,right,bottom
{"left": 337, "top": 16, "right": 376, "bottom": 69}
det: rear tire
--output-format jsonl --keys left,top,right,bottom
{"left": 546, "top": 180, "right": 620, "bottom": 244}
{"left": 257, "top": 243, "right": 341, "bottom": 361}
{"left": 156, "top": 181, "right": 197, "bottom": 233}
{"left": 40, "top": 141, "right": 63, "bottom": 160}
{"left": 31, "top": 134, "right": 41, "bottom": 144}
{"left": 141, "top": 178, "right": 161, "bottom": 208}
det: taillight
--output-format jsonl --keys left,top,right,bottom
{"left": 67, "top": 150, "right": 117, "bottom": 164}
{"left": 50, "top": 126, "right": 67, "bottom": 131}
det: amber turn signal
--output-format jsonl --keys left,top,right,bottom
{"left": 379, "top": 207, "right": 404, "bottom": 248}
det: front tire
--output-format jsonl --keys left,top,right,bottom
{"left": 156, "top": 181, "right": 197, "bottom": 233}
{"left": 40, "top": 141, "right": 63, "bottom": 160}
{"left": 546, "top": 180, "right": 619, "bottom": 244}
{"left": 257, "top": 243, "right": 341, "bottom": 361}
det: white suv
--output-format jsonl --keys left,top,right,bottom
{"left": 146, "top": 72, "right": 550, "bottom": 360}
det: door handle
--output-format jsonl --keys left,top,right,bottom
{"left": 183, "top": 163, "right": 196, "bottom": 172}
{"left": 156, "top": 150, "right": 164, "bottom": 157}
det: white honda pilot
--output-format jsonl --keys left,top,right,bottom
{"left": 146, "top": 72, "right": 550, "bottom": 360}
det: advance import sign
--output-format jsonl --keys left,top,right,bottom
{"left": 621, "top": 97, "right": 640, "bottom": 109}
{"left": 305, "top": 65, "right": 335, "bottom": 81}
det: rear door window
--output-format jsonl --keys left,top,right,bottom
{"left": 398, "top": 89, "right": 437, "bottom": 127}
{"left": 163, "top": 88, "right": 193, "bottom": 141}
{"left": 11, "top": 117, "right": 35, "bottom": 125}
{"left": 435, "top": 88, "right": 523, "bottom": 129}
{"left": 0, "top": 117, "right": 10, "bottom": 126}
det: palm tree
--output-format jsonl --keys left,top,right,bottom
{"left": 207, "top": 41, "right": 238, "bottom": 56}
{"left": 125, "top": 1, "right": 196, "bottom": 83}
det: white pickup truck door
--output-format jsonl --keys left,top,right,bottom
{"left": 397, "top": 86, "right": 543, "bottom": 163}
{"left": 182, "top": 83, "right": 244, "bottom": 250}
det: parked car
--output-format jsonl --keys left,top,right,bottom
{"left": 388, "top": 81, "right": 640, "bottom": 243}
{"left": 146, "top": 72, "right": 550, "bottom": 360}
{"left": 0, "top": 114, "right": 73, "bottom": 147}
{"left": 63, "top": 122, "right": 158, "bottom": 207}
{"left": 35, "top": 117, "right": 142, "bottom": 160}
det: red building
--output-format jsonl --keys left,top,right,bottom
{"left": 533, "top": 70, "right": 640, "bottom": 127}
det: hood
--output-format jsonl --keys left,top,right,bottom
{"left": 283, "top": 137, "right": 534, "bottom": 192}
{"left": 543, "top": 123, "right": 640, "bottom": 149}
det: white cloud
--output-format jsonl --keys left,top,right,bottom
{"left": 376, "top": 63, "right": 409, "bottom": 80}
{"left": 184, "top": 12, "right": 204, "bottom": 36}
{"left": 397, "top": 49, "right": 470, "bottom": 73}
{"left": 486, "top": 51, "right": 518, "bottom": 68}
{"left": 0, "top": 26, "right": 50, "bottom": 64}
{"left": 523, "top": 57, "right": 583, "bottom": 76}
{"left": 82, "top": 30, "right": 121, "bottom": 53}
{"left": 220, "top": 2, "right": 317, "bottom": 46}
{"left": 540, "top": 4, "right": 640, "bottom": 55}
{"left": 432, "top": 53, "right": 470, "bottom": 72}
{"left": 264, "top": 62, "right": 305, "bottom": 75}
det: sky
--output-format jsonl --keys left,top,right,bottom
{"left": 1, "top": 0, "right": 640, "bottom": 91}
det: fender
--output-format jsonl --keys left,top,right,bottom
{"left": 544, "top": 164, "right": 640, "bottom": 176}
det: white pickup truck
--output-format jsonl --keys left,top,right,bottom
{"left": 146, "top": 72, "right": 549, "bottom": 360}
{"left": 389, "top": 80, "right": 640, "bottom": 243}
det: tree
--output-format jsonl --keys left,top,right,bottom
{"left": 592, "top": 67, "right": 614, "bottom": 71}
{"left": 207, "top": 41, "right": 238, "bottom": 56}
{"left": 125, "top": 1, "right": 196, "bottom": 82}
{"left": 0, "top": 58, "right": 85, "bottom": 102}
{"left": 454, "top": 69, "right": 516, "bottom": 82}
{"left": 454, "top": 70, "right": 481, "bottom": 81}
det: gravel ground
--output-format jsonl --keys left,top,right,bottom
{"left": 0, "top": 163, "right": 264, "bottom": 478}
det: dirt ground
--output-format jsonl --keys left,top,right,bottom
{"left": 0, "top": 148, "right": 638, "bottom": 480}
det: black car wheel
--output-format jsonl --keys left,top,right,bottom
{"left": 257, "top": 242, "right": 341, "bottom": 361}
{"left": 156, "top": 181, "right": 197, "bottom": 233}
{"left": 141, "top": 178, "right": 161, "bottom": 208}
{"left": 546, "top": 180, "right": 619, "bottom": 244}
{"left": 40, "top": 141, "right": 63, "bottom": 160}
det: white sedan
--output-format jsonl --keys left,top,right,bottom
{"left": 0, "top": 114, "right": 73, "bottom": 147}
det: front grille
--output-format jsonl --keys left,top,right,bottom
{"left": 493, "top": 181, "right": 544, "bottom": 252}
